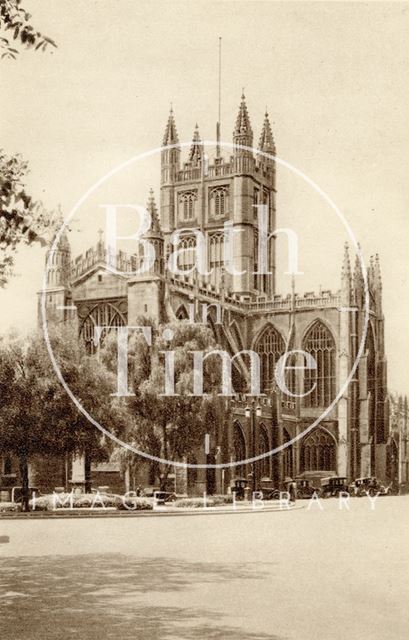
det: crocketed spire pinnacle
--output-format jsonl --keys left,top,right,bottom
{"left": 341, "top": 242, "right": 351, "bottom": 281}
{"left": 258, "top": 110, "right": 275, "bottom": 155}
{"left": 162, "top": 105, "right": 179, "bottom": 146}
{"left": 234, "top": 93, "right": 253, "bottom": 137}
{"left": 57, "top": 230, "right": 70, "bottom": 253}
{"left": 188, "top": 124, "right": 202, "bottom": 164}
{"left": 352, "top": 244, "right": 365, "bottom": 303}
{"left": 374, "top": 253, "right": 382, "bottom": 289}
{"left": 49, "top": 210, "right": 71, "bottom": 253}
{"left": 146, "top": 188, "right": 161, "bottom": 235}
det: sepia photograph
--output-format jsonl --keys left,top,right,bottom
{"left": 1, "top": 1, "right": 408, "bottom": 639}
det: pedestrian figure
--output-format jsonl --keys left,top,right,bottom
{"left": 289, "top": 480, "right": 297, "bottom": 503}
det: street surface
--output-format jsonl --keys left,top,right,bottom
{"left": 1, "top": 496, "right": 408, "bottom": 639}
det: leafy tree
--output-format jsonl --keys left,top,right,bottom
{"left": 1, "top": 1, "right": 58, "bottom": 286}
{"left": 0, "top": 326, "right": 129, "bottom": 509}
{"left": 102, "top": 319, "right": 231, "bottom": 491}
{"left": 0, "top": 332, "right": 52, "bottom": 510}
{"left": 0, "top": 149, "right": 60, "bottom": 286}
{"left": 0, "top": 0, "right": 56, "bottom": 59}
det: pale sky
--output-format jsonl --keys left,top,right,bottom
{"left": 1, "top": 0, "right": 409, "bottom": 394}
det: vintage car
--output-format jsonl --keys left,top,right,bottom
{"left": 294, "top": 477, "right": 318, "bottom": 499}
{"left": 152, "top": 491, "right": 177, "bottom": 505}
{"left": 320, "top": 476, "right": 349, "bottom": 498}
{"left": 349, "top": 477, "right": 389, "bottom": 497}
{"left": 230, "top": 478, "right": 248, "bottom": 500}
{"left": 259, "top": 477, "right": 280, "bottom": 500}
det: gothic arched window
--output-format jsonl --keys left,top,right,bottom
{"left": 301, "top": 429, "right": 336, "bottom": 472}
{"left": 210, "top": 187, "right": 228, "bottom": 218}
{"left": 177, "top": 235, "right": 196, "bottom": 271}
{"left": 255, "top": 326, "right": 285, "bottom": 394}
{"left": 303, "top": 321, "right": 336, "bottom": 407}
{"left": 175, "top": 305, "right": 189, "bottom": 320}
{"left": 209, "top": 232, "right": 224, "bottom": 274}
{"left": 79, "top": 301, "right": 127, "bottom": 353}
{"left": 179, "top": 192, "right": 196, "bottom": 221}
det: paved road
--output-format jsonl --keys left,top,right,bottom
{"left": 1, "top": 496, "right": 408, "bottom": 639}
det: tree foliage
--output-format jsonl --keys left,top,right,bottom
{"left": 0, "top": 326, "right": 130, "bottom": 508}
{"left": 1, "top": 1, "right": 59, "bottom": 286}
{"left": 0, "top": 149, "right": 60, "bottom": 287}
{"left": 102, "top": 319, "right": 231, "bottom": 487}
{"left": 0, "top": 0, "right": 56, "bottom": 59}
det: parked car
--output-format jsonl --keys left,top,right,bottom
{"left": 259, "top": 477, "right": 280, "bottom": 500}
{"left": 294, "top": 477, "right": 318, "bottom": 499}
{"left": 153, "top": 491, "right": 177, "bottom": 505}
{"left": 349, "top": 477, "right": 389, "bottom": 497}
{"left": 230, "top": 478, "right": 247, "bottom": 500}
{"left": 320, "top": 476, "right": 349, "bottom": 498}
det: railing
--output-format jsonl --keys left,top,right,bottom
{"left": 175, "top": 163, "right": 234, "bottom": 182}
{"left": 295, "top": 295, "right": 340, "bottom": 309}
{"left": 71, "top": 244, "right": 139, "bottom": 280}
{"left": 176, "top": 168, "right": 202, "bottom": 182}
{"left": 206, "top": 163, "right": 233, "bottom": 178}
{"left": 247, "top": 298, "right": 292, "bottom": 311}
{"left": 70, "top": 245, "right": 340, "bottom": 313}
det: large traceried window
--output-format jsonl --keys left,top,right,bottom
{"left": 256, "top": 326, "right": 285, "bottom": 394}
{"left": 179, "top": 191, "right": 196, "bottom": 221}
{"left": 303, "top": 321, "right": 336, "bottom": 407}
{"left": 79, "top": 301, "right": 127, "bottom": 353}
{"left": 210, "top": 187, "right": 228, "bottom": 218}
{"left": 301, "top": 429, "right": 336, "bottom": 471}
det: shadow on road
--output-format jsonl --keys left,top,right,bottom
{"left": 0, "top": 555, "right": 284, "bottom": 639}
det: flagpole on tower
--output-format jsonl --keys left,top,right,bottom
{"left": 216, "top": 36, "right": 222, "bottom": 158}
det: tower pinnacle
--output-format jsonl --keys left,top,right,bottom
{"left": 188, "top": 124, "right": 202, "bottom": 165}
{"left": 258, "top": 110, "right": 275, "bottom": 157}
{"left": 161, "top": 106, "right": 181, "bottom": 184}
{"left": 146, "top": 188, "right": 161, "bottom": 236}
{"left": 162, "top": 105, "right": 179, "bottom": 147}
{"left": 234, "top": 93, "right": 253, "bottom": 138}
{"left": 374, "top": 253, "right": 382, "bottom": 290}
{"left": 341, "top": 242, "right": 352, "bottom": 281}
{"left": 341, "top": 242, "right": 351, "bottom": 305}
{"left": 233, "top": 93, "right": 253, "bottom": 171}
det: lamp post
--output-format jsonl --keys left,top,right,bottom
{"left": 269, "top": 380, "right": 282, "bottom": 486}
{"left": 350, "top": 426, "right": 358, "bottom": 481}
{"left": 245, "top": 400, "right": 262, "bottom": 494}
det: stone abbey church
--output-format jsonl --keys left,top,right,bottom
{"left": 37, "top": 95, "right": 391, "bottom": 495}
